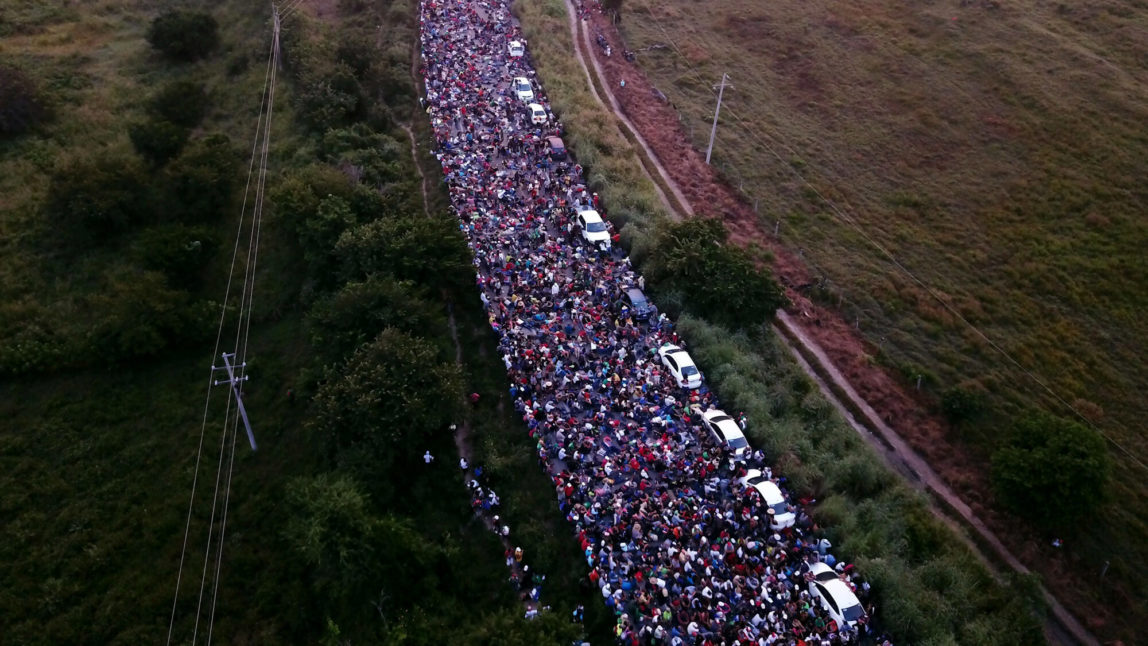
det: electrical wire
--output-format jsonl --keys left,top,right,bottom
{"left": 167, "top": 36, "right": 277, "bottom": 646}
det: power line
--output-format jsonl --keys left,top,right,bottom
{"left": 167, "top": 25, "right": 279, "bottom": 646}
{"left": 206, "top": 15, "right": 281, "bottom": 642}
{"left": 629, "top": 0, "right": 1148, "bottom": 473}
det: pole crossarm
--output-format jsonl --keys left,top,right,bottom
{"left": 212, "top": 353, "right": 257, "bottom": 451}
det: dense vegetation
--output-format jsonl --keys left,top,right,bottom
{"left": 512, "top": 0, "right": 1049, "bottom": 641}
{"left": 0, "top": 0, "right": 601, "bottom": 643}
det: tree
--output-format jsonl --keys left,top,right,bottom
{"left": 334, "top": 215, "right": 472, "bottom": 290}
{"left": 84, "top": 268, "right": 212, "bottom": 361}
{"left": 129, "top": 118, "right": 189, "bottom": 166}
{"left": 148, "top": 80, "right": 209, "bottom": 128}
{"left": 44, "top": 152, "right": 151, "bottom": 240}
{"left": 647, "top": 218, "right": 786, "bottom": 329}
{"left": 129, "top": 224, "right": 219, "bottom": 288}
{"left": 164, "top": 133, "right": 238, "bottom": 222}
{"left": 0, "top": 64, "right": 47, "bottom": 136}
{"left": 284, "top": 473, "right": 435, "bottom": 623}
{"left": 941, "top": 385, "right": 985, "bottom": 427}
{"left": 146, "top": 11, "right": 219, "bottom": 62}
{"left": 305, "top": 276, "right": 446, "bottom": 367}
{"left": 309, "top": 328, "right": 462, "bottom": 503}
{"left": 991, "top": 413, "right": 1109, "bottom": 529}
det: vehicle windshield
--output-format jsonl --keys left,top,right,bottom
{"left": 629, "top": 294, "right": 648, "bottom": 308}
{"left": 517, "top": 82, "right": 530, "bottom": 91}
{"left": 712, "top": 414, "right": 731, "bottom": 423}
{"left": 815, "top": 570, "right": 838, "bottom": 582}
{"left": 746, "top": 475, "right": 767, "bottom": 487}
{"left": 681, "top": 365, "right": 698, "bottom": 376}
{"left": 842, "top": 605, "right": 865, "bottom": 622}
{"left": 770, "top": 500, "right": 789, "bottom": 516}
{"left": 728, "top": 436, "right": 748, "bottom": 449}
{"left": 586, "top": 222, "right": 608, "bottom": 232}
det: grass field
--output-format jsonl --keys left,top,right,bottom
{"left": 612, "top": 0, "right": 1148, "bottom": 638}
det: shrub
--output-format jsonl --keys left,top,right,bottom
{"left": 163, "top": 133, "right": 238, "bottom": 222}
{"left": 0, "top": 64, "right": 47, "bottom": 136}
{"left": 297, "top": 63, "right": 362, "bottom": 133}
{"left": 84, "top": 269, "right": 212, "bottom": 361}
{"left": 991, "top": 412, "right": 1109, "bottom": 530}
{"left": 647, "top": 218, "right": 786, "bottom": 329}
{"left": 334, "top": 215, "right": 472, "bottom": 290}
{"left": 941, "top": 385, "right": 985, "bottom": 426}
{"left": 305, "top": 276, "right": 447, "bottom": 367}
{"left": 129, "top": 224, "right": 219, "bottom": 288}
{"left": 309, "top": 328, "right": 462, "bottom": 504}
{"left": 129, "top": 118, "right": 189, "bottom": 166}
{"left": 146, "top": 11, "right": 219, "bottom": 62}
{"left": 44, "top": 152, "right": 151, "bottom": 240}
{"left": 148, "top": 80, "right": 209, "bottom": 128}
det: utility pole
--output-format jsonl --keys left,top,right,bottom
{"left": 705, "top": 72, "right": 729, "bottom": 165}
{"left": 271, "top": 3, "right": 281, "bottom": 70}
{"left": 213, "top": 353, "right": 257, "bottom": 451}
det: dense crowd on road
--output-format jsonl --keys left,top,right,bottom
{"left": 418, "top": 0, "right": 893, "bottom": 643}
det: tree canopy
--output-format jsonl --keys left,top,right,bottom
{"left": 647, "top": 218, "right": 786, "bottom": 329}
{"left": 991, "top": 413, "right": 1109, "bottom": 530}
{"left": 310, "top": 328, "right": 462, "bottom": 503}
{"left": 146, "top": 11, "right": 219, "bottom": 62}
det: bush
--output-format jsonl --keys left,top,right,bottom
{"left": 647, "top": 218, "right": 786, "bottom": 329}
{"left": 297, "top": 63, "right": 362, "bottom": 133}
{"left": 163, "top": 133, "right": 238, "bottom": 222}
{"left": 129, "top": 118, "right": 189, "bottom": 166}
{"left": 334, "top": 215, "right": 472, "bottom": 290}
{"left": 305, "top": 276, "right": 447, "bottom": 367}
{"left": 0, "top": 64, "right": 47, "bottom": 136}
{"left": 309, "top": 328, "right": 462, "bottom": 504}
{"left": 44, "top": 152, "right": 151, "bottom": 240}
{"left": 991, "top": 412, "right": 1109, "bottom": 530}
{"left": 941, "top": 385, "right": 985, "bottom": 426}
{"left": 146, "top": 11, "right": 219, "bottom": 62}
{"left": 129, "top": 224, "right": 219, "bottom": 287}
{"left": 148, "top": 80, "right": 209, "bottom": 128}
{"left": 84, "top": 269, "right": 212, "bottom": 361}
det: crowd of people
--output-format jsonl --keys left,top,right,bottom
{"left": 418, "top": 0, "right": 893, "bottom": 643}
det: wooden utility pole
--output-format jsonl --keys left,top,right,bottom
{"left": 705, "top": 72, "right": 729, "bottom": 165}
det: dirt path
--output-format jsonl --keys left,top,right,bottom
{"left": 564, "top": 1, "right": 690, "bottom": 220}
{"left": 563, "top": 4, "right": 1096, "bottom": 645}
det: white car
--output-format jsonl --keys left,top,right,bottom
{"left": 576, "top": 209, "right": 611, "bottom": 248}
{"left": 737, "top": 469, "right": 795, "bottom": 530}
{"left": 512, "top": 76, "right": 534, "bottom": 102}
{"left": 807, "top": 562, "right": 866, "bottom": 628}
{"left": 508, "top": 40, "right": 525, "bottom": 58}
{"left": 527, "top": 102, "right": 547, "bottom": 125}
{"left": 700, "top": 408, "right": 749, "bottom": 459}
{"left": 657, "top": 344, "right": 701, "bottom": 389}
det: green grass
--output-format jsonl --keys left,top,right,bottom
{"left": 609, "top": 0, "right": 1148, "bottom": 638}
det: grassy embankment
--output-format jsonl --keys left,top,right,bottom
{"left": 614, "top": 0, "right": 1148, "bottom": 639}
{"left": 514, "top": 0, "right": 1049, "bottom": 642}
